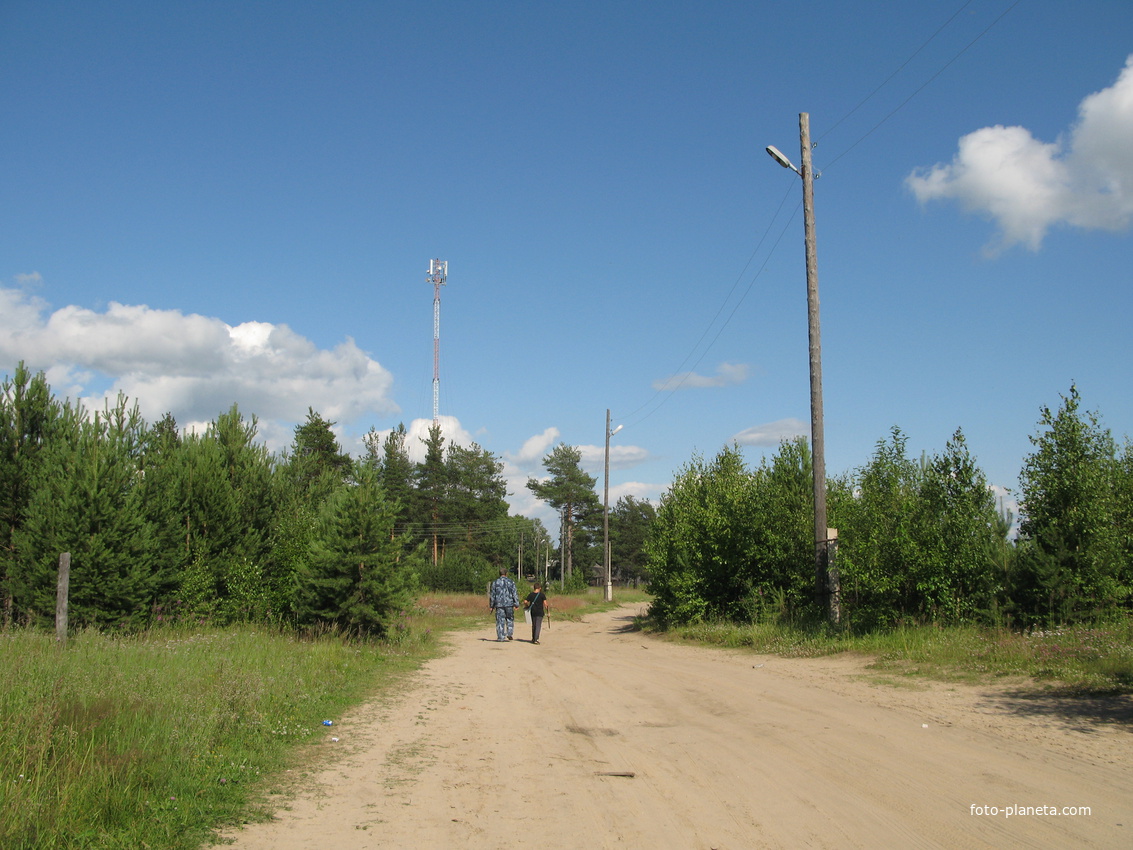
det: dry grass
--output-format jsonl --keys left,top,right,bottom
{"left": 413, "top": 590, "right": 603, "bottom": 627}
{"left": 546, "top": 595, "right": 587, "bottom": 616}
{"left": 416, "top": 592, "right": 490, "bottom": 618}
{"left": 414, "top": 592, "right": 586, "bottom": 615}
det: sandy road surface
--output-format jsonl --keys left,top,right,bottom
{"left": 221, "top": 604, "right": 1132, "bottom": 849}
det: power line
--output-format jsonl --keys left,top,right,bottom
{"left": 618, "top": 180, "right": 797, "bottom": 430}
{"left": 614, "top": 0, "right": 1022, "bottom": 432}
{"left": 816, "top": 0, "right": 977, "bottom": 145}
{"left": 395, "top": 518, "right": 549, "bottom": 538}
{"left": 820, "top": 0, "right": 1023, "bottom": 173}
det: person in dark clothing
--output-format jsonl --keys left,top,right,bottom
{"left": 523, "top": 582, "right": 550, "bottom": 644}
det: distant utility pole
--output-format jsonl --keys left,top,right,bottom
{"left": 426, "top": 259, "right": 448, "bottom": 425}
{"left": 560, "top": 505, "right": 567, "bottom": 591}
{"left": 603, "top": 408, "right": 623, "bottom": 602}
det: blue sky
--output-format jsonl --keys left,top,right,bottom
{"left": 2, "top": 0, "right": 1132, "bottom": 529}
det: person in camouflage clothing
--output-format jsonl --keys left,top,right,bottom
{"left": 489, "top": 567, "right": 520, "bottom": 641}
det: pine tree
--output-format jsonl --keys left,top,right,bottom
{"left": 288, "top": 408, "right": 353, "bottom": 496}
{"left": 413, "top": 423, "right": 448, "bottom": 564}
{"left": 914, "top": 429, "right": 1001, "bottom": 622}
{"left": 378, "top": 423, "right": 415, "bottom": 529}
{"left": 137, "top": 412, "right": 186, "bottom": 601}
{"left": 445, "top": 441, "right": 510, "bottom": 558}
{"left": 0, "top": 364, "right": 62, "bottom": 625}
{"left": 300, "top": 464, "right": 419, "bottom": 636}
{"left": 526, "top": 443, "right": 600, "bottom": 582}
{"left": 18, "top": 396, "right": 157, "bottom": 628}
{"left": 609, "top": 495, "right": 656, "bottom": 587}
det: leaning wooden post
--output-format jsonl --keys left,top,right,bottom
{"left": 826, "top": 529, "right": 841, "bottom": 625}
{"left": 56, "top": 552, "right": 71, "bottom": 644}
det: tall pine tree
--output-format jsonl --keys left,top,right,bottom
{"left": 0, "top": 364, "right": 62, "bottom": 625}
{"left": 300, "top": 464, "right": 419, "bottom": 636}
{"left": 18, "top": 396, "right": 157, "bottom": 628}
{"left": 526, "top": 443, "right": 599, "bottom": 582}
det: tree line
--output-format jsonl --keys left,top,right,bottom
{"left": 647, "top": 385, "right": 1133, "bottom": 630}
{"left": 523, "top": 442, "right": 656, "bottom": 590}
{"left": 0, "top": 364, "right": 574, "bottom": 635}
{"left": 9, "top": 358, "right": 1123, "bottom": 636}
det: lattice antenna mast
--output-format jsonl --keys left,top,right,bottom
{"left": 426, "top": 259, "right": 447, "bottom": 425}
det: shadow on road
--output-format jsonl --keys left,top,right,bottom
{"left": 979, "top": 689, "right": 1133, "bottom": 732}
{"left": 607, "top": 615, "right": 643, "bottom": 635}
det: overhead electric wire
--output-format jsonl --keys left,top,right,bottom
{"left": 613, "top": 0, "right": 1021, "bottom": 434}
{"left": 617, "top": 180, "right": 798, "bottom": 430}
{"left": 815, "top": 0, "right": 977, "bottom": 145}
{"left": 820, "top": 0, "right": 1023, "bottom": 173}
{"left": 394, "top": 517, "right": 547, "bottom": 538}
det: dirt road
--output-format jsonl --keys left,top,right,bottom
{"left": 222, "top": 604, "right": 1132, "bottom": 849}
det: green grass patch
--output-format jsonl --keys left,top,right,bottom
{"left": 651, "top": 616, "right": 1133, "bottom": 695}
{"left": 1, "top": 622, "right": 434, "bottom": 849}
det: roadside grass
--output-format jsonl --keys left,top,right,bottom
{"left": 537, "top": 586, "right": 652, "bottom": 621}
{"left": 1, "top": 589, "right": 624, "bottom": 850}
{"left": 1, "top": 622, "right": 435, "bottom": 850}
{"left": 652, "top": 615, "right": 1133, "bottom": 695}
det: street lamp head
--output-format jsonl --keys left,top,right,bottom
{"left": 765, "top": 145, "right": 799, "bottom": 175}
{"left": 610, "top": 424, "right": 623, "bottom": 437}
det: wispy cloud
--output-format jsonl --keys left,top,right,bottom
{"left": 907, "top": 55, "right": 1133, "bottom": 254}
{"left": 732, "top": 418, "right": 808, "bottom": 447}
{"left": 577, "top": 443, "right": 651, "bottom": 472}
{"left": 609, "top": 480, "right": 664, "bottom": 504}
{"left": 653, "top": 361, "right": 749, "bottom": 392}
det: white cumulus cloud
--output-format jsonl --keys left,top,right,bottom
{"left": 0, "top": 285, "right": 398, "bottom": 450}
{"left": 907, "top": 55, "right": 1133, "bottom": 253}
{"left": 372, "top": 416, "right": 477, "bottom": 465}
{"left": 505, "top": 427, "right": 562, "bottom": 469}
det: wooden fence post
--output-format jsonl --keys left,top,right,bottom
{"left": 56, "top": 552, "right": 70, "bottom": 644}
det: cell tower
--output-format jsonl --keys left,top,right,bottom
{"left": 426, "top": 259, "right": 447, "bottom": 425}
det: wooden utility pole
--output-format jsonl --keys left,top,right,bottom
{"left": 798, "top": 112, "right": 839, "bottom": 624}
